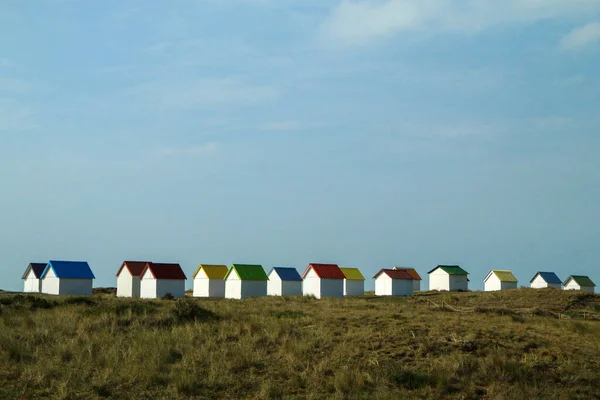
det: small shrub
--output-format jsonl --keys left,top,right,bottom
{"left": 162, "top": 293, "right": 175, "bottom": 300}
{"left": 0, "top": 294, "right": 56, "bottom": 310}
{"left": 93, "top": 384, "right": 112, "bottom": 398}
{"left": 511, "top": 314, "right": 526, "bottom": 323}
{"left": 391, "top": 368, "right": 432, "bottom": 390}
{"left": 171, "top": 299, "right": 218, "bottom": 324}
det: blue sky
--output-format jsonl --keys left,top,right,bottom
{"left": 1, "top": 0, "right": 599, "bottom": 291}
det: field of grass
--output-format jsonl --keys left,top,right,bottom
{"left": 1, "top": 289, "right": 600, "bottom": 399}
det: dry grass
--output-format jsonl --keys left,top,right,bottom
{"left": 1, "top": 289, "right": 600, "bottom": 399}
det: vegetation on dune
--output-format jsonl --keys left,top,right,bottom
{"left": 1, "top": 289, "right": 600, "bottom": 399}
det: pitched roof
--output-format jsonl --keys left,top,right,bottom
{"left": 269, "top": 267, "right": 303, "bottom": 281}
{"left": 373, "top": 269, "right": 415, "bottom": 280}
{"left": 530, "top": 271, "right": 562, "bottom": 284}
{"left": 22, "top": 263, "right": 48, "bottom": 279}
{"left": 393, "top": 267, "right": 422, "bottom": 280}
{"left": 339, "top": 267, "right": 365, "bottom": 281}
{"left": 41, "top": 261, "right": 95, "bottom": 279}
{"left": 302, "top": 263, "right": 345, "bottom": 279}
{"left": 224, "top": 264, "right": 268, "bottom": 281}
{"left": 428, "top": 265, "right": 469, "bottom": 275}
{"left": 565, "top": 275, "right": 596, "bottom": 287}
{"left": 140, "top": 263, "right": 187, "bottom": 280}
{"left": 192, "top": 264, "right": 228, "bottom": 279}
{"left": 486, "top": 270, "right": 518, "bottom": 283}
{"left": 116, "top": 261, "right": 152, "bottom": 277}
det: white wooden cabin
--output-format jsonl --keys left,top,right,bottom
{"left": 22, "top": 263, "right": 47, "bottom": 293}
{"left": 563, "top": 275, "right": 596, "bottom": 293}
{"left": 301, "top": 263, "right": 344, "bottom": 299}
{"left": 373, "top": 269, "right": 414, "bottom": 296}
{"left": 428, "top": 265, "right": 469, "bottom": 291}
{"left": 116, "top": 261, "right": 151, "bottom": 297}
{"left": 530, "top": 272, "right": 562, "bottom": 289}
{"left": 339, "top": 267, "right": 365, "bottom": 296}
{"left": 267, "top": 267, "right": 303, "bottom": 296}
{"left": 224, "top": 264, "right": 268, "bottom": 299}
{"left": 139, "top": 263, "right": 187, "bottom": 299}
{"left": 192, "top": 264, "right": 228, "bottom": 297}
{"left": 40, "top": 260, "right": 95, "bottom": 296}
{"left": 484, "top": 270, "right": 518, "bottom": 292}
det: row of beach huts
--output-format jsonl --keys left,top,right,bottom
{"left": 21, "top": 261, "right": 596, "bottom": 298}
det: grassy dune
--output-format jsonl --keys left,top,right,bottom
{"left": 1, "top": 289, "right": 600, "bottom": 399}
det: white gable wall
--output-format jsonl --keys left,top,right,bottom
{"left": 375, "top": 274, "right": 392, "bottom": 296}
{"left": 193, "top": 279, "right": 210, "bottom": 297}
{"left": 267, "top": 272, "right": 283, "bottom": 296}
{"left": 564, "top": 279, "right": 579, "bottom": 291}
{"left": 193, "top": 268, "right": 208, "bottom": 297}
{"left": 23, "top": 269, "right": 41, "bottom": 293}
{"left": 225, "top": 273, "right": 242, "bottom": 299}
{"left": 41, "top": 268, "right": 60, "bottom": 295}
{"left": 140, "top": 270, "right": 157, "bottom": 298}
{"left": 484, "top": 274, "right": 501, "bottom": 291}
{"left": 117, "top": 270, "right": 135, "bottom": 297}
{"left": 302, "top": 267, "right": 321, "bottom": 298}
{"left": 429, "top": 269, "right": 450, "bottom": 291}
{"left": 344, "top": 280, "right": 364, "bottom": 296}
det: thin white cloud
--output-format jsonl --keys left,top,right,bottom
{"left": 322, "top": 0, "right": 600, "bottom": 47}
{"left": 127, "top": 78, "right": 279, "bottom": 109}
{"left": 559, "top": 22, "right": 600, "bottom": 51}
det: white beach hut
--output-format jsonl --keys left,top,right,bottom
{"left": 40, "top": 260, "right": 95, "bottom": 296}
{"left": 22, "top": 263, "right": 47, "bottom": 293}
{"left": 116, "top": 261, "right": 151, "bottom": 298}
{"left": 301, "top": 263, "right": 345, "bottom": 299}
{"left": 530, "top": 272, "right": 562, "bottom": 289}
{"left": 563, "top": 275, "right": 596, "bottom": 293}
{"left": 428, "top": 265, "right": 469, "bottom": 291}
{"left": 192, "top": 264, "right": 228, "bottom": 297}
{"left": 224, "top": 264, "right": 268, "bottom": 299}
{"left": 139, "top": 263, "right": 187, "bottom": 299}
{"left": 373, "top": 269, "right": 414, "bottom": 296}
{"left": 484, "top": 270, "right": 518, "bottom": 291}
{"left": 267, "top": 267, "right": 303, "bottom": 296}
{"left": 339, "top": 267, "right": 365, "bottom": 296}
